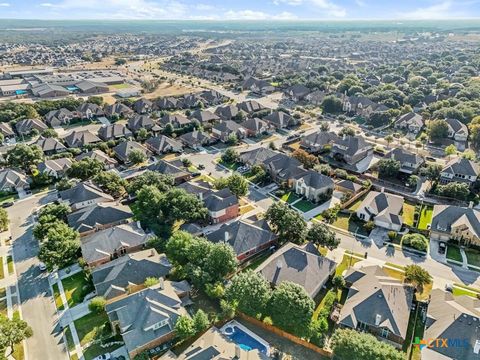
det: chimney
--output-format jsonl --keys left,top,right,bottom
{"left": 136, "top": 221, "right": 142, "bottom": 229}
{"left": 276, "top": 260, "right": 283, "bottom": 270}
{"left": 381, "top": 187, "right": 385, "bottom": 193}
{"left": 469, "top": 201, "right": 474, "bottom": 209}
{"left": 224, "top": 231, "right": 229, "bottom": 243}
{"left": 158, "top": 277, "right": 164, "bottom": 290}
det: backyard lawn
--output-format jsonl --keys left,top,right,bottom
{"left": 61, "top": 271, "right": 94, "bottom": 308}
{"left": 74, "top": 311, "right": 112, "bottom": 347}
{"left": 280, "top": 192, "right": 301, "bottom": 204}
{"left": 418, "top": 205, "right": 433, "bottom": 230}
{"left": 293, "top": 199, "right": 317, "bottom": 212}
{"left": 335, "top": 253, "right": 362, "bottom": 276}
{"left": 402, "top": 202, "right": 416, "bottom": 227}
{"left": 446, "top": 245, "right": 462, "bottom": 263}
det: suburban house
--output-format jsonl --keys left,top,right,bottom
{"left": 145, "top": 135, "right": 183, "bottom": 154}
{"left": 104, "top": 103, "right": 134, "bottom": 119}
{"left": 284, "top": 84, "right": 311, "bottom": 102}
{"left": 0, "top": 168, "right": 29, "bottom": 195}
{"left": 241, "top": 76, "right": 275, "bottom": 95}
{"left": 15, "top": 118, "right": 48, "bottom": 136}
{"left": 293, "top": 170, "right": 334, "bottom": 203}
{"left": 179, "top": 130, "right": 215, "bottom": 149}
{"left": 342, "top": 96, "right": 388, "bottom": 118}
{"left": 76, "top": 103, "right": 104, "bottom": 119}
{"left": 238, "top": 147, "right": 278, "bottom": 167}
{"left": 384, "top": 148, "right": 424, "bottom": 174}
{"left": 335, "top": 179, "right": 363, "bottom": 195}
{"left": 240, "top": 118, "right": 272, "bottom": 137}
{"left": 105, "top": 281, "right": 189, "bottom": 358}
{"left": 0, "top": 123, "right": 15, "bottom": 140}
{"left": 159, "top": 326, "right": 267, "bottom": 359}
{"left": 215, "top": 104, "right": 239, "bottom": 120}
{"left": 237, "top": 100, "right": 267, "bottom": 114}
{"left": 338, "top": 265, "right": 414, "bottom": 348}
{"left": 59, "top": 181, "right": 114, "bottom": 210}
{"left": 305, "top": 90, "right": 326, "bottom": 105}
{"left": 356, "top": 190, "right": 404, "bottom": 231}
{"left": 189, "top": 109, "right": 219, "bottom": 124}
{"left": 133, "top": 98, "right": 153, "bottom": 114}
{"left": 430, "top": 204, "right": 480, "bottom": 245}
{"left": 211, "top": 120, "right": 246, "bottom": 142}
{"left": 76, "top": 149, "right": 118, "bottom": 169}
{"left": 205, "top": 217, "right": 277, "bottom": 262}
{"left": 423, "top": 289, "right": 480, "bottom": 360}
{"left": 264, "top": 111, "right": 298, "bottom": 129}
{"left": 330, "top": 135, "right": 373, "bottom": 166}
{"left": 63, "top": 129, "right": 101, "bottom": 148}
{"left": 67, "top": 202, "right": 133, "bottom": 235}
{"left": 159, "top": 114, "right": 192, "bottom": 129}
{"left": 37, "top": 157, "right": 73, "bottom": 178}
{"left": 34, "top": 136, "right": 67, "bottom": 155}
{"left": 98, "top": 123, "right": 133, "bottom": 141}
{"left": 445, "top": 118, "right": 469, "bottom": 142}
{"left": 127, "top": 115, "right": 155, "bottom": 132}
{"left": 256, "top": 242, "right": 336, "bottom": 298}
{"left": 300, "top": 131, "right": 337, "bottom": 153}
{"left": 44, "top": 108, "right": 76, "bottom": 127}
{"left": 80, "top": 222, "right": 152, "bottom": 267}
{"left": 262, "top": 153, "right": 304, "bottom": 184}
{"left": 148, "top": 160, "right": 191, "bottom": 184}
{"left": 440, "top": 157, "right": 479, "bottom": 185}
{"left": 203, "top": 188, "right": 239, "bottom": 224}
{"left": 92, "top": 249, "right": 172, "bottom": 300}
{"left": 394, "top": 112, "right": 424, "bottom": 135}
{"left": 113, "top": 141, "right": 150, "bottom": 164}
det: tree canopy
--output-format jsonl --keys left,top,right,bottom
{"left": 265, "top": 202, "right": 306, "bottom": 244}
{"left": 67, "top": 158, "right": 104, "bottom": 180}
{"left": 306, "top": 222, "right": 340, "bottom": 249}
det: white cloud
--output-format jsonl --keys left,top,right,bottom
{"left": 273, "top": 0, "right": 304, "bottom": 6}
{"left": 40, "top": 3, "right": 55, "bottom": 7}
{"left": 400, "top": 1, "right": 468, "bottom": 19}
{"left": 224, "top": 9, "right": 297, "bottom": 20}
{"left": 310, "top": 0, "right": 346, "bottom": 17}
{"left": 0, "top": 2, "right": 10, "bottom": 6}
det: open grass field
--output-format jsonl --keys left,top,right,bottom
{"left": 61, "top": 271, "right": 94, "bottom": 308}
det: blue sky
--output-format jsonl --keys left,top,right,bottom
{"left": 0, "top": 0, "right": 479, "bottom": 20}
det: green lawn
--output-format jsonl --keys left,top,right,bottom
{"left": 332, "top": 214, "right": 369, "bottom": 236}
{"left": 465, "top": 248, "right": 480, "bottom": 267}
{"left": 292, "top": 199, "right": 317, "bottom": 212}
{"left": 83, "top": 339, "right": 123, "bottom": 360}
{"left": 404, "top": 306, "right": 424, "bottom": 360}
{"left": 418, "top": 205, "right": 433, "bottom": 230}
{"left": 0, "top": 193, "right": 16, "bottom": 205}
{"left": 0, "top": 287, "right": 5, "bottom": 298}
{"left": 446, "top": 245, "right": 462, "bottom": 263}
{"left": 280, "top": 192, "right": 301, "bottom": 204}
{"left": 52, "top": 283, "right": 64, "bottom": 311}
{"left": 7, "top": 256, "right": 13, "bottom": 275}
{"left": 74, "top": 311, "right": 112, "bottom": 347}
{"left": 61, "top": 271, "right": 94, "bottom": 308}
{"left": 402, "top": 202, "right": 416, "bottom": 227}
{"left": 218, "top": 160, "right": 240, "bottom": 171}
{"left": 335, "top": 254, "right": 362, "bottom": 276}
{"left": 64, "top": 327, "right": 76, "bottom": 351}
{"left": 0, "top": 257, "right": 4, "bottom": 279}
{"left": 243, "top": 252, "right": 271, "bottom": 272}
{"left": 452, "top": 286, "right": 479, "bottom": 298}
{"left": 110, "top": 83, "right": 131, "bottom": 89}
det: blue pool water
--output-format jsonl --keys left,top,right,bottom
{"left": 226, "top": 326, "right": 268, "bottom": 354}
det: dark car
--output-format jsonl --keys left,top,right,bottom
{"left": 438, "top": 242, "right": 446, "bottom": 255}
{"left": 2, "top": 201, "right": 14, "bottom": 208}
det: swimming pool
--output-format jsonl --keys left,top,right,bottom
{"left": 221, "top": 321, "right": 270, "bottom": 355}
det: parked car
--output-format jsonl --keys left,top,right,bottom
{"left": 2, "top": 201, "right": 13, "bottom": 208}
{"left": 438, "top": 242, "right": 446, "bottom": 255}
{"left": 39, "top": 262, "right": 47, "bottom": 271}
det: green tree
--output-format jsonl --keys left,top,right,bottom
{"left": 0, "top": 314, "right": 33, "bottom": 358}
{"left": 144, "top": 277, "right": 159, "bottom": 287}
{"left": 67, "top": 158, "right": 104, "bottom": 180}
{"left": 225, "top": 270, "right": 272, "bottom": 317}
{"left": 377, "top": 158, "right": 401, "bottom": 178}
{"left": 227, "top": 133, "right": 238, "bottom": 145}
{"left": 435, "top": 182, "right": 470, "bottom": 200}
{"left": 268, "top": 282, "right": 315, "bottom": 337}
{"left": 93, "top": 171, "right": 127, "bottom": 198}
{"left": 41, "top": 128, "right": 58, "bottom": 138}
{"left": 320, "top": 95, "right": 343, "bottom": 113}
{"left": 420, "top": 163, "right": 442, "bottom": 182}
{"left": 38, "top": 203, "right": 71, "bottom": 222}
{"left": 332, "top": 275, "right": 345, "bottom": 289}
{"left": 428, "top": 119, "right": 449, "bottom": 143}
{"left": 407, "top": 175, "right": 419, "bottom": 188}
{"left": 128, "top": 149, "right": 147, "bottom": 165}
{"left": 266, "top": 202, "right": 306, "bottom": 244}
{"left": 215, "top": 173, "right": 248, "bottom": 198}
{"left": 331, "top": 328, "right": 404, "bottom": 360}
{"left": 221, "top": 148, "right": 239, "bottom": 164}
{"left": 292, "top": 148, "right": 319, "bottom": 169}
{"left": 306, "top": 222, "right": 340, "bottom": 249}
{"left": 6, "top": 144, "right": 44, "bottom": 171}
{"left": 444, "top": 144, "right": 457, "bottom": 158}
{"left": 404, "top": 264, "right": 432, "bottom": 292}
{"left": 38, "top": 222, "right": 80, "bottom": 271}
{"left": 192, "top": 310, "right": 210, "bottom": 333}
{"left": 174, "top": 315, "right": 195, "bottom": 340}
{"left": 88, "top": 296, "right": 106, "bottom": 313}
{"left": 127, "top": 171, "right": 173, "bottom": 195}
{"left": 0, "top": 208, "right": 9, "bottom": 232}
{"left": 136, "top": 128, "right": 149, "bottom": 141}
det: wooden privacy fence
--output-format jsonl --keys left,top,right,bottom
{"left": 237, "top": 312, "right": 332, "bottom": 358}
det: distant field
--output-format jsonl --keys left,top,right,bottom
{"left": 110, "top": 83, "right": 131, "bottom": 89}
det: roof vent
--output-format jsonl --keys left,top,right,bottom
{"left": 375, "top": 314, "right": 381, "bottom": 326}
{"left": 474, "top": 340, "right": 480, "bottom": 354}
{"left": 276, "top": 260, "right": 283, "bottom": 270}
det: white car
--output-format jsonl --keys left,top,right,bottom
{"left": 38, "top": 262, "right": 47, "bottom": 272}
{"left": 93, "top": 354, "right": 111, "bottom": 360}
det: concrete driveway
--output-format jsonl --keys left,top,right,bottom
{"left": 369, "top": 227, "right": 390, "bottom": 247}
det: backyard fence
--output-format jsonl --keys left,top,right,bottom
{"left": 237, "top": 312, "right": 333, "bottom": 358}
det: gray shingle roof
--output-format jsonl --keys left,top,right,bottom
{"left": 59, "top": 181, "right": 113, "bottom": 205}
{"left": 68, "top": 202, "right": 133, "bottom": 233}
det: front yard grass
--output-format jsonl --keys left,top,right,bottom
{"left": 0, "top": 257, "right": 4, "bottom": 279}
{"left": 383, "top": 264, "right": 432, "bottom": 301}
{"left": 74, "top": 311, "right": 111, "bottom": 347}
{"left": 465, "top": 248, "right": 480, "bottom": 268}
{"left": 446, "top": 245, "right": 462, "bottom": 263}
{"left": 61, "top": 271, "right": 94, "bottom": 308}
{"left": 335, "top": 253, "right": 362, "bottom": 276}
{"left": 292, "top": 199, "right": 317, "bottom": 212}
{"left": 280, "top": 191, "right": 300, "bottom": 204}
{"left": 7, "top": 255, "right": 13, "bottom": 275}
{"left": 52, "top": 283, "right": 64, "bottom": 311}
{"left": 418, "top": 205, "right": 433, "bottom": 230}
{"left": 64, "top": 327, "right": 76, "bottom": 352}
{"left": 402, "top": 202, "right": 416, "bottom": 227}
{"left": 331, "top": 214, "right": 369, "bottom": 236}
{"left": 0, "top": 298, "right": 6, "bottom": 315}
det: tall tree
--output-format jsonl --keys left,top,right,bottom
{"left": 38, "top": 222, "right": 80, "bottom": 271}
{"left": 67, "top": 158, "right": 104, "bottom": 180}
{"left": 292, "top": 149, "right": 319, "bottom": 169}
{"left": 127, "top": 171, "right": 173, "bottom": 195}
{"left": 128, "top": 149, "right": 147, "bottom": 165}
{"left": 93, "top": 171, "right": 127, "bottom": 198}
{"left": 0, "top": 314, "right": 33, "bottom": 358}
{"left": 306, "top": 222, "right": 340, "bottom": 249}
{"left": 215, "top": 173, "right": 248, "bottom": 198}
{"left": 404, "top": 264, "right": 432, "bottom": 292}
{"left": 428, "top": 119, "right": 449, "bottom": 143}
{"left": 6, "top": 144, "right": 44, "bottom": 171}
{"left": 265, "top": 202, "right": 306, "bottom": 244}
